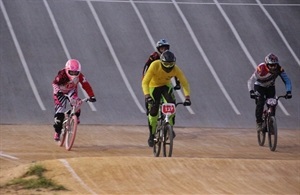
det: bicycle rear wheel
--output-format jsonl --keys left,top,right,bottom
{"left": 65, "top": 115, "right": 78, "bottom": 151}
{"left": 268, "top": 116, "right": 278, "bottom": 151}
{"left": 153, "top": 129, "right": 162, "bottom": 157}
{"left": 163, "top": 124, "right": 173, "bottom": 157}
{"left": 257, "top": 122, "right": 266, "bottom": 146}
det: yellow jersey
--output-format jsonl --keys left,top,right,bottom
{"left": 142, "top": 60, "right": 190, "bottom": 96}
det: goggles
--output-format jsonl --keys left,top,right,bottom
{"left": 68, "top": 70, "right": 80, "bottom": 76}
{"left": 162, "top": 61, "right": 175, "bottom": 68}
{"left": 267, "top": 63, "right": 277, "bottom": 68}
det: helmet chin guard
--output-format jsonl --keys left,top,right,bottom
{"left": 65, "top": 59, "right": 81, "bottom": 80}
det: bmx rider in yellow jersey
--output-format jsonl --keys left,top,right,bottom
{"left": 142, "top": 39, "right": 181, "bottom": 115}
{"left": 142, "top": 50, "right": 191, "bottom": 147}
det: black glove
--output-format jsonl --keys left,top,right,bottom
{"left": 183, "top": 99, "right": 191, "bottom": 106}
{"left": 174, "top": 80, "right": 181, "bottom": 90}
{"left": 250, "top": 90, "right": 256, "bottom": 99}
{"left": 174, "top": 84, "right": 181, "bottom": 90}
{"left": 285, "top": 91, "right": 292, "bottom": 99}
{"left": 56, "top": 91, "right": 64, "bottom": 98}
{"left": 145, "top": 96, "right": 154, "bottom": 105}
{"left": 89, "top": 96, "right": 96, "bottom": 102}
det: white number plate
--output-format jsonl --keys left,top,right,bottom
{"left": 266, "top": 98, "right": 277, "bottom": 106}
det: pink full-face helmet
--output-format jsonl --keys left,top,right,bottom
{"left": 65, "top": 59, "right": 81, "bottom": 80}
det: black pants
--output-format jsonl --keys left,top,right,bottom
{"left": 149, "top": 85, "right": 175, "bottom": 116}
{"left": 254, "top": 85, "right": 275, "bottom": 123}
{"left": 147, "top": 85, "right": 176, "bottom": 135}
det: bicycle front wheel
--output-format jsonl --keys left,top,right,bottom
{"left": 267, "top": 116, "right": 278, "bottom": 151}
{"left": 65, "top": 115, "right": 78, "bottom": 151}
{"left": 163, "top": 124, "right": 173, "bottom": 157}
{"left": 257, "top": 122, "right": 266, "bottom": 146}
{"left": 153, "top": 129, "right": 162, "bottom": 157}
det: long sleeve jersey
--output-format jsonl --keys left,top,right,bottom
{"left": 142, "top": 51, "right": 160, "bottom": 78}
{"left": 52, "top": 69, "right": 95, "bottom": 97}
{"left": 142, "top": 60, "right": 190, "bottom": 96}
{"left": 247, "top": 63, "right": 292, "bottom": 92}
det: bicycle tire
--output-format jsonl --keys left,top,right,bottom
{"left": 257, "top": 122, "right": 266, "bottom": 146}
{"left": 59, "top": 129, "right": 66, "bottom": 147}
{"left": 268, "top": 116, "right": 278, "bottom": 151}
{"left": 65, "top": 115, "right": 78, "bottom": 151}
{"left": 153, "top": 128, "right": 162, "bottom": 157}
{"left": 163, "top": 124, "right": 173, "bottom": 157}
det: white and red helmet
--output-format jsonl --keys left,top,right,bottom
{"left": 65, "top": 59, "right": 81, "bottom": 80}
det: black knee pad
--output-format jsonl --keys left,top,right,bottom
{"left": 172, "top": 116, "right": 176, "bottom": 125}
{"left": 75, "top": 109, "right": 81, "bottom": 118}
{"left": 53, "top": 113, "right": 64, "bottom": 133}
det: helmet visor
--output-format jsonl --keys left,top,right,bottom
{"left": 68, "top": 70, "right": 80, "bottom": 76}
{"left": 161, "top": 61, "right": 175, "bottom": 68}
{"left": 267, "top": 63, "right": 277, "bottom": 67}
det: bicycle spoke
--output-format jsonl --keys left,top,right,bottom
{"left": 163, "top": 124, "right": 173, "bottom": 157}
{"left": 65, "top": 116, "right": 78, "bottom": 151}
{"left": 268, "top": 116, "right": 278, "bottom": 151}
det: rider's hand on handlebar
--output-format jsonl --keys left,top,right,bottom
{"left": 145, "top": 95, "right": 154, "bottom": 105}
{"left": 250, "top": 90, "right": 260, "bottom": 99}
{"left": 89, "top": 96, "right": 96, "bottom": 102}
{"left": 174, "top": 80, "right": 181, "bottom": 90}
{"left": 285, "top": 91, "right": 292, "bottom": 99}
{"left": 173, "top": 85, "right": 181, "bottom": 90}
{"left": 250, "top": 90, "right": 256, "bottom": 99}
{"left": 183, "top": 99, "right": 191, "bottom": 106}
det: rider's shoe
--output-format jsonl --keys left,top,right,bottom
{"left": 256, "top": 122, "right": 262, "bottom": 132}
{"left": 148, "top": 134, "right": 154, "bottom": 147}
{"left": 54, "top": 133, "right": 60, "bottom": 141}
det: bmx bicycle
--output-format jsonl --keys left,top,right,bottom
{"left": 58, "top": 94, "right": 90, "bottom": 151}
{"left": 256, "top": 95, "right": 287, "bottom": 151}
{"left": 153, "top": 102, "right": 186, "bottom": 157}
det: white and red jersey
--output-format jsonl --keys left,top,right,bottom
{"left": 52, "top": 69, "right": 95, "bottom": 97}
{"left": 247, "top": 63, "right": 292, "bottom": 92}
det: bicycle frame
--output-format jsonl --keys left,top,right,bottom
{"left": 59, "top": 93, "right": 89, "bottom": 151}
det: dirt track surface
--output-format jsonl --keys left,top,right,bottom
{"left": 0, "top": 125, "right": 299, "bottom": 194}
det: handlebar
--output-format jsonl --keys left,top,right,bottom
{"left": 63, "top": 93, "right": 91, "bottom": 102}
{"left": 81, "top": 98, "right": 91, "bottom": 102}
{"left": 157, "top": 102, "right": 188, "bottom": 107}
{"left": 254, "top": 94, "right": 287, "bottom": 100}
{"left": 175, "top": 102, "right": 190, "bottom": 107}
{"left": 275, "top": 95, "right": 287, "bottom": 100}
{"left": 176, "top": 102, "right": 184, "bottom": 106}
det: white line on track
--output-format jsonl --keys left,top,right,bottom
{"left": 0, "top": 151, "right": 19, "bottom": 160}
{"left": 0, "top": 0, "right": 46, "bottom": 111}
{"left": 59, "top": 159, "right": 97, "bottom": 195}
{"left": 43, "top": 0, "right": 97, "bottom": 111}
